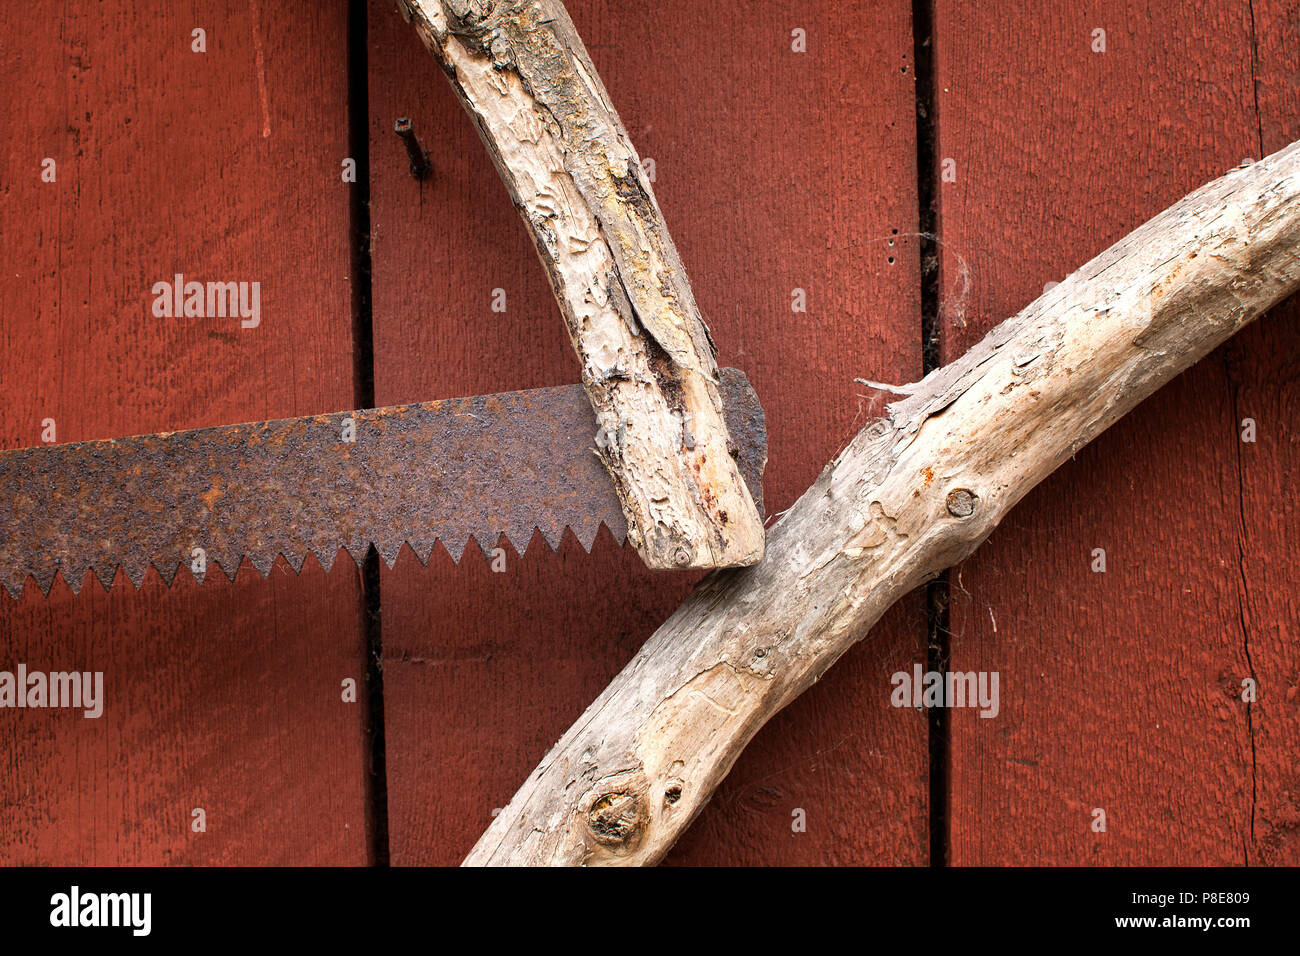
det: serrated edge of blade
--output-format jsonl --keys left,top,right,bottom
{"left": 0, "top": 521, "right": 626, "bottom": 600}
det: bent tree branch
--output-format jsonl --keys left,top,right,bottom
{"left": 465, "top": 141, "right": 1300, "bottom": 865}
{"left": 399, "top": 0, "right": 765, "bottom": 570}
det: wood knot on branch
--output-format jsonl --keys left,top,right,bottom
{"left": 946, "top": 488, "right": 977, "bottom": 518}
{"left": 584, "top": 790, "right": 646, "bottom": 848}
{"left": 440, "top": 0, "right": 498, "bottom": 32}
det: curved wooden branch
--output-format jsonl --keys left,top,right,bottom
{"left": 465, "top": 141, "right": 1300, "bottom": 865}
{"left": 400, "top": 0, "right": 764, "bottom": 570}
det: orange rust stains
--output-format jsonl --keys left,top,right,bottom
{"left": 921, "top": 466, "right": 934, "bottom": 487}
{"left": 199, "top": 477, "right": 224, "bottom": 511}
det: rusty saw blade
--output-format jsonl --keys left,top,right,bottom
{"left": 0, "top": 369, "right": 765, "bottom": 598}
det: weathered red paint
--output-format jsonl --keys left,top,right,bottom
{"left": 0, "top": 0, "right": 1293, "bottom": 868}
{"left": 0, "top": 0, "right": 371, "bottom": 864}
{"left": 933, "top": 0, "right": 1299, "bottom": 864}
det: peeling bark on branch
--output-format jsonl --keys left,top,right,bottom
{"left": 465, "top": 141, "right": 1300, "bottom": 865}
{"left": 398, "top": 0, "right": 764, "bottom": 569}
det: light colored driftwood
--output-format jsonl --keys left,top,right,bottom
{"left": 398, "top": 0, "right": 764, "bottom": 570}
{"left": 465, "top": 141, "right": 1300, "bottom": 865}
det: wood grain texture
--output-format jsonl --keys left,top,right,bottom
{"left": 367, "top": 0, "right": 928, "bottom": 865}
{"left": 399, "top": 0, "right": 766, "bottom": 571}
{"left": 0, "top": 0, "right": 371, "bottom": 863}
{"left": 1228, "top": 0, "right": 1300, "bottom": 864}
{"left": 932, "top": 0, "right": 1300, "bottom": 864}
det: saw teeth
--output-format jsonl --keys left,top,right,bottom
{"left": 247, "top": 552, "right": 276, "bottom": 578}
{"left": 538, "top": 523, "right": 564, "bottom": 552}
{"left": 469, "top": 532, "right": 497, "bottom": 560}
{"left": 571, "top": 519, "right": 602, "bottom": 552}
{"left": 213, "top": 552, "right": 242, "bottom": 583}
{"left": 342, "top": 540, "right": 369, "bottom": 568}
{"left": 153, "top": 558, "right": 183, "bottom": 586}
{"left": 62, "top": 566, "right": 88, "bottom": 596}
{"left": 502, "top": 526, "right": 535, "bottom": 557}
{"left": 310, "top": 544, "right": 339, "bottom": 574}
{"left": 408, "top": 539, "right": 438, "bottom": 567}
{"left": 441, "top": 536, "right": 471, "bottom": 564}
{"left": 3, "top": 522, "right": 656, "bottom": 599}
{"left": 375, "top": 541, "right": 403, "bottom": 570}
{"left": 123, "top": 558, "right": 150, "bottom": 588}
{"left": 31, "top": 565, "right": 58, "bottom": 597}
{"left": 92, "top": 563, "right": 117, "bottom": 593}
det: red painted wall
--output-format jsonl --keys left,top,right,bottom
{"left": 0, "top": 0, "right": 1294, "bottom": 865}
{"left": 933, "top": 0, "right": 1300, "bottom": 865}
{"left": 0, "top": 0, "right": 371, "bottom": 864}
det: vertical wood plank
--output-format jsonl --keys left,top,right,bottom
{"left": 0, "top": 0, "right": 371, "bottom": 863}
{"left": 367, "top": 0, "right": 930, "bottom": 864}
{"left": 1227, "top": 0, "right": 1300, "bottom": 864}
{"left": 932, "top": 0, "right": 1298, "bottom": 864}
